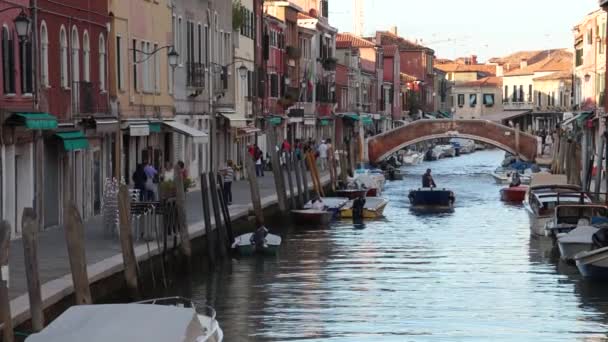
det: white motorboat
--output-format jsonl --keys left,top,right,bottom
{"left": 557, "top": 222, "right": 599, "bottom": 262}
{"left": 25, "top": 297, "right": 223, "bottom": 342}
{"left": 491, "top": 167, "right": 531, "bottom": 185}
{"left": 575, "top": 246, "right": 608, "bottom": 279}
{"left": 544, "top": 204, "right": 608, "bottom": 239}
{"left": 436, "top": 144, "right": 456, "bottom": 158}
{"left": 450, "top": 138, "right": 476, "bottom": 154}
{"left": 474, "top": 143, "right": 486, "bottom": 151}
{"left": 232, "top": 232, "right": 282, "bottom": 256}
{"left": 524, "top": 176, "right": 591, "bottom": 236}
{"left": 402, "top": 151, "right": 425, "bottom": 165}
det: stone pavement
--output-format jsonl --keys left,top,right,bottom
{"left": 5, "top": 167, "right": 329, "bottom": 327}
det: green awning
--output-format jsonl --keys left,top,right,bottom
{"left": 577, "top": 111, "right": 594, "bottom": 125}
{"left": 437, "top": 111, "right": 451, "bottom": 119}
{"left": 55, "top": 131, "right": 89, "bottom": 151}
{"left": 149, "top": 122, "right": 162, "bottom": 133}
{"left": 342, "top": 113, "right": 359, "bottom": 121}
{"left": 361, "top": 117, "right": 374, "bottom": 125}
{"left": 15, "top": 113, "right": 58, "bottom": 130}
{"left": 320, "top": 119, "right": 330, "bottom": 126}
{"left": 269, "top": 117, "right": 283, "bottom": 126}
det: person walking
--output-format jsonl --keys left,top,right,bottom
{"left": 318, "top": 140, "right": 329, "bottom": 171}
{"left": 132, "top": 163, "right": 147, "bottom": 201}
{"left": 143, "top": 159, "right": 158, "bottom": 200}
{"left": 255, "top": 145, "right": 264, "bottom": 177}
{"left": 222, "top": 160, "right": 235, "bottom": 205}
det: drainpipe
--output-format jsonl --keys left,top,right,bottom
{"left": 32, "top": 0, "right": 44, "bottom": 229}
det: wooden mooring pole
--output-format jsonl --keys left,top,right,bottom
{"left": 118, "top": 186, "right": 140, "bottom": 300}
{"left": 285, "top": 152, "right": 297, "bottom": 209}
{"left": 0, "top": 221, "right": 13, "bottom": 342}
{"left": 300, "top": 158, "right": 310, "bottom": 203}
{"left": 200, "top": 175, "right": 216, "bottom": 266}
{"left": 22, "top": 208, "right": 44, "bottom": 331}
{"left": 269, "top": 128, "right": 288, "bottom": 213}
{"left": 174, "top": 165, "right": 192, "bottom": 259}
{"left": 244, "top": 154, "right": 264, "bottom": 225}
{"left": 216, "top": 174, "right": 235, "bottom": 245}
{"left": 595, "top": 135, "right": 605, "bottom": 195}
{"left": 208, "top": 172, "right": 228, "bottom": 257}
{"left": 64, "top": 203, "right": 93, "bottom": 305}
{"left": 293, "top": 153, "right": 304, "bottom": 208}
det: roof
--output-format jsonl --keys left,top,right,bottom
{"left": 460, "top": 76, "right": 502, "bottom": 87}
{"left": 504, "top": 55, "right": 572, "bottom": 76}
{"left": 383, "top": 45, "right": 397, "bottom": 57}
{"left": 373, "top": 31, "right": 433, "bottom": 52}
{"left": 25, "top": 304, "right": 206, "bottom": 342}
{"left": 400, "top": 73, "right": 417, "bottom": 82}
{"left": 336, "top": 33, "right": 376, "bottom": 48}
{"left": 481, "top": 110, "right": 531, "bottom": 122}
{"left": 435, "top": 63, "right": 496, "bottom": 75}
{"left": 533, "top": 71, "right": 573, "bottom": 81}
{"left": 297, "top": 12, "right": 314, "bottom": 20}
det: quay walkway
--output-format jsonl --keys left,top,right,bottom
{"left": 5, "top": 168, "right": 331, "bottom": 328}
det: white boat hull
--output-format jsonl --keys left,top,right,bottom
{"left": 575, "top": 247, "right": 608, "bottom": 278}
{"left": 526, "top": 209, "right": 550, "bottom": 237}
{"left": 558, "top": 242, "right": 593, "bottom": 262}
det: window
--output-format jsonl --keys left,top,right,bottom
{"left": 511, "top": 85, "right": 517, "bottom": 102}
{"left": 588, "top": 29, "right": 593, "bottom": 45}
{"left": 132, "top": 39, "right": 138, "bottom": 91}
{"left": 60, "top": 26, "right": 68, "bottom": 88}
{"left": 483, "top": 94, "right": 494, "bottom": 107}
{"left": 270, "top": 73, "right": 279, "bottom": 97}
{"left": 240, "top": 7, "right": 254, "bottom": 39}
{"left": 2, "top": 26, "right": 15, "bottom": 94}
{"left": 518, "top": 85, "right": 523, "bottom": 102}
{"left": 204, "top": 25, "right": 209, "bottom": 65}
{"left": 546, "top": 93, "right": 551, "bottom": 107}
{"left": 528, "top": 84, "right": 532, "bottom": 102}
{"left": 197, "top": 23, "right": 202, "bottom": 64}
{"left": 141, "top": 41, "right": 149, "bottom": 91}
{"left": 99, "top": 34, "right": 106, "bottom": 91}
{"left": 116, "top": 36, "right": 123, "bottom": 90}
{"left": 19, "top": 30, "right": 32, "bottom": 93}
{"left": 187, "top": 21, "right": 194, "bottom": 65}
{"left": 457, "top": 94, "right": 464, "bottom": 107}
{"left": 71, "top": 27, "right": 80, "bottom": 88}
{"left": 177, "top": 17, "right": 183, "bottom": 64}
{"left": 504, "top": 85, "right": 508, "bottom": 101}
{"left": 537, "top": 91, "right": 542, "bottom": 107}
{"left": 601, "top": 23, "right": 606, "bottom": 54}
{"left": 154, "top": 43, "right": 160, "bottom": 92}
{"left": 40, "top": 22, "right": 49, "bottom": 87}
{"left": 83, "top": 31, "right": 90, "bottom": 82}
{"left": 469, "top": 94, "right": 477, "bottom": 107}
{"left": 576, "top": 48, "right": 583, "bottom": 66}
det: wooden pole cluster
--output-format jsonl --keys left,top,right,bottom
{"left": 269, "top": 128, "right": 288, "bottom": 213}
{"left": 300, "top": 158, "right": 310, "bottom": 203}
{"left": 216, "top": 174, "right": 235, "bottom": 245}
{"left": 118, "top": 186, "right": 140, "bottom": 300}
{"left": 64, "top": 202, "right": 93, "bottom": 304}
{"left": 245, "top": 154, "right": 264, "bottom": 224}
{"left": 293, "top": 153, "right": 304, "bottom": 207}
{"left": 595, "top": 135, "right": 605, "bottom": 195}
{"left": 0, "top": 221, "right": 13, "bottom": 342}
{"left": 174, "top": 165, "right": 192, "bottom": 259}
{"left": 208, "top": 173, "right": 228, "bottom": 258}
{"left": 305, "top": 152, "right": 324, "bottom": 197}
{"left": 22, "top": 208, "right": 44, "bottom": 331}
{"left": 284, "top": 153, "right": 297, "bottom": 209}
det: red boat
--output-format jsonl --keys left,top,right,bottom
{"left": 500, "top": 185, "right": 528, "bottom": 202}
{"left": 366, "top": 188, "right": 379, "bottom": 197}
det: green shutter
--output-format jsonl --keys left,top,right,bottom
{"left": 15, "top": 113, "right": 58, "bottom": 130}
{"left": 269, "top": 117, "right": 282, "bottom": 126}
{"left": 55, "top": 131, "right": 90, "bottom": 151}
{"left": 361, "top": 117, "right": 374, "bottom": 125}
{"left": 320, "top": 119, "right": 330, "bottom": 126}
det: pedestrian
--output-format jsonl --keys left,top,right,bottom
{"left": 255, "top": 145, "right": 264, "bottom": 177}
{"left": 162, "top": 161, "right": 174, "bottom": 181}
{"left": 132, "top": 163, "right": 147, "bottom": 201}
{"left": 281, "top": 139, "right": 291, "bottom": 167}
{"left": 221, "top": 160, "right": 235, "bottom": 205}
{"left": 177, "top": 160, "right": 188, "bottom": 180}
{"left": 143, "top": 159, "right": 158, "bottom": 201}
{"left": 318, "top": 139, "right": 328, "bottom": 171}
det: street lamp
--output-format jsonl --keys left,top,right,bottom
{"left": 13, "top": 9, "right": 30, "bottom": 40}
{"left": 238, "top": 65, "right": 248, "bottom": 80}
{"left": 167, "top": 47, "right": 179, "bottom": 69}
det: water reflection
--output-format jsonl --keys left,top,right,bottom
{"left": 151, "top": 150, "right": 608, "bottom": 341}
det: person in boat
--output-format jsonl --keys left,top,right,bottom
{"left": 386, "top": 163, "right": 396, "bottom": 180}
{"left": 422, "top": 169, "right": 436, "bottom": 188}
{"left": 509, "top": 172, "right": 522, "bottom": 187}
{"left": 311, "top": 196, "right": 327, "bottom": 211}
{"left": 250, "top": 224, "right": 269, "bottom": 249}
{"left": 352, "top": 195, "right": 366, "bottom": 222}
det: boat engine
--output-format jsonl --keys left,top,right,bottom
{"left": 592, "top": 228, "right": 608, "bottom": 249}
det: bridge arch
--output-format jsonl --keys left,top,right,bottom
{"left": 367, "top": 119, "right": 538, "bottom": 163}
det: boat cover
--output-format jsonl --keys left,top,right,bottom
{"left": 529, "top": 173, "right": 568, "bottom": 187}
{"left": 343, "top": 197, "right": 388, "bottom": 210}
{"left": 304, "top": 197, "right": 349, "bottom": 210}
{"left": 25, "top": 304, "right": 206, "bottom": 342}
{"left": 558, "top": 226, "right": 599, "bottom": 244}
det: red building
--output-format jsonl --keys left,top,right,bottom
{"left": 35, "top": 0, "right": 110, "bottom": 227}
{"left": 382, "top": 45, "right": 402, "bottom": 120}
{"left": 263, "top": 14, "right": 286, "bottom": 118}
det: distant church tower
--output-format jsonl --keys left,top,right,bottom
{"left": 354, "top": 0, "right": 364, "bottom": 36}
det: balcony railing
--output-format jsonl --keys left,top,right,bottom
{"left": 503, "top": 100, "right": 535, "bottom": 110}
{"left": 186, "top": 63, "right": 205, "bottom": 89}
{"left": 72, "top": 81, "right": 108, "bottom": 115}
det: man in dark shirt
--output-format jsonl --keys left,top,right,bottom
{"left": 422, "top": 169, "right": 436, "bottom": 188}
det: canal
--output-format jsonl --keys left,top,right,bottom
{"left": 155, "top": 149, "right": 608, "bottom": 341}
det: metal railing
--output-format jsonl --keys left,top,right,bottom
{"left": 186, "top": 62, "right": 205, "bottom": 89}
{"left": 72, "top": 81, "right": 108, "bottom": 115}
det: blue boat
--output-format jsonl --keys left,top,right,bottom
{"left": 408, "top": 188, "right": 455, "bottom": 212}
{"left": 575, "top": 246, "right": 608, "bottom": 279}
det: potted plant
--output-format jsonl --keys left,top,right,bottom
{"left": 322, "top": 57, "right": 338, "bottom": 71}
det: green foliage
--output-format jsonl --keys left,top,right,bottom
{"left": 232, "top": 0, "right": 245, "bottom": 31}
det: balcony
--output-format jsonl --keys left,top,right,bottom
{"left": 187, "top": 63, "right": 205, "bottom": 89}
{"left": 503, "top": 100, "right": 535, "bottom": 111}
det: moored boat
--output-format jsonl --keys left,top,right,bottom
{"left": 291, "top": 209, "right": 334, "bottom": 225}
{"left": 524, "top": 174, "right": 591, "bottom": 236}
{"left": 500, "top": 185, "right": 528, "bottom": 202}
{"left": 402, "top": 151, "right": 425, "bottom": 165}
{"left": 575, "top": 246, "right": 608, "bottom": 279}
{"left": 232, "top": 233, "right": 282, "bottom": 256}
{"left": 408, "top": 188, "right": 455, "bottom": 212}
{"left": 557, "top": 223, "right": 598, "bottom": 262}
{"left": 304, "top": 197, "right": 349, "bottom": 217}
{"left": 335, "top": 189, "right": 368, "bottom": 200}
{"left": 545, "top": 204, "right": 608, "bottom": 239}
{"left": 340, "top": 197, "right": 389, "bottom": 219}
{"left": 25, "top": 297, "right": 223, "bottom": 342}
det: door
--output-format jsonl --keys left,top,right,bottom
{"left": 44, "top": 142, "right": 60, "bottom": 228}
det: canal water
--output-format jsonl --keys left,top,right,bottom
{"left": 157, "top": 149, "right": 608, "bottom": 341}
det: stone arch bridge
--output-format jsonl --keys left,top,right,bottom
{"left": 367, "top": 119, "right": 538, "bottom": 163}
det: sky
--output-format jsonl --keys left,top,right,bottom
{"left": 329, "top": 0, "right": 599, "bottom": 62}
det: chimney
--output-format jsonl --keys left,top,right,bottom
{"left": 496, "top": 64, "right": 504, "bottom": 77}
{"left": 520, "top": 58, "right": 528, "bottom": 69}
{"left": 389, "top": 26, "right": 398, "bottom": 35}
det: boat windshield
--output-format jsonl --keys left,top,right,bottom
{"left": 556, "top": 206, "right": 608, "bottom": 225}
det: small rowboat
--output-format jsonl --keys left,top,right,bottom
{"left": 232, "top": 233, "right": 282, "bottom": 256}
{"left": 409, "top": 188, "right": 455, "bottom": 212}
{"left": 500, "top": 185, "right": 528, "bottom": 202}
{"left": 575, "top": 246, "right": 608, "bottom": 279}
{"left": 291, "top": 209, "right": 334, "bottom": 225}
{"left": 335, "top": 189, "right": 368, "bottom": 200}
{"left": 340, "top": 197, "right": 389, "bottom": 219}
{"left": 304, "top": 197, "right": 349, "bottom": 218}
